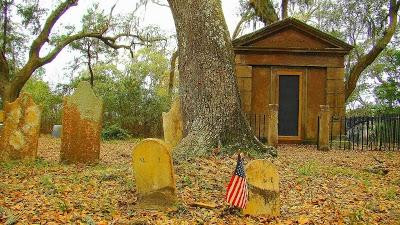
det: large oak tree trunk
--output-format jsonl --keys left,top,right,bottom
{"left": 1, "top": 84, "right": 20, "bottom": 104}
{"left": 167, "top": 0, "right": 276, "bottom": 157}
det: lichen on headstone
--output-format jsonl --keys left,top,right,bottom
{"left": 243, "top": 159, "right": 280, "bottom": 217}
{"left": 132, "top": 138, "right": 177, "bottom": 209}
{"left": 61, "top": 81, "right": 103, "bottom": 164}
{"left": 0, "top": 93, "right": 41, "bottom": 161}
{"left": 65, "top": 82, "right": 103, "bottom": 121}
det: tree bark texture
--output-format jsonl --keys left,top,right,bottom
{"left": 167, "top": 0, "right": 276, "bottom": 157}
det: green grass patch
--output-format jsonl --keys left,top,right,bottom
{"left": 297, "top": 161, "right": 320, "bottom": 176}
{"left": 361, "top": 177, "right": 372, "bottom": 187}
{"left": 83, "top": 215, "right": 96, "bottom": 225}
{"left": 384, "top": 187, "right": 398, "bottom": 200}
{"left": 56, "top": 199, "right": 69, "bottom": 212}
{"left": 181, "top": 175, "right": 193, "bottom": 188}
{"left": 328, "top": 166, "right": 366, "bottom": 180}
{"left": 393, "top": 178, "right": 400, "bottom": 186}
{"left": 27, "top": 157, "right": 51, "bottom": 169}
{"left": 40, "top": 175, "right": 57, "bottom": 194}
{"left": 347, "top": 209, "right": 365, "bottom": 224}
{"left": 0, "top": 160, "right": 19, "bottom": 170}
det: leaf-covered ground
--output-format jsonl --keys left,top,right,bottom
{"left": 0, "top": 136, "right": 399, "bottom": 224}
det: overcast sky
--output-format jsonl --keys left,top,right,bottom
{"left": 42, "top": 0, "right": 242, "bottom": 86}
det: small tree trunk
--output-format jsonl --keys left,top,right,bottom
{"left": 87, "top": 43, "right": 95, "bottom": 87}
{"left": 168, "top": 0, "right": 276, "bottom": 157}
{"left": 281, "top": 0, "right": 288, "bottom": 19}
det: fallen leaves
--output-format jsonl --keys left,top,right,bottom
{"left": 0, "top": 136, "right": 399, "bottom": 224}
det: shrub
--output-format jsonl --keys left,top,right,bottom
{"left": 101, "top": 124, "right": 131, "bottom": 140}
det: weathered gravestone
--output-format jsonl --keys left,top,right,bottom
{"left": 0, "top": 93, "right": 41, "bottom": 161}
{"left": 132, "top": 138, "right": 177, "bottom": 209}
{"left": 243, "top": 159, "right": 280, "bottom": 217}
{"left": 51, "top": 125, "right": 62, "bottom": 138}
{"left": 162, "top": 98, "right": 183, "bottom": 148}
{"left": 0, "top": 110, "right": 4, "bottom": 123}
{"left": 61, "top": 81, "right": 103, "bottom": 164}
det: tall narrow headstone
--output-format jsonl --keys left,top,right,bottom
{"left": 0, "top": 93, "right": 41, "bottom": 161}
{"left": 243, "top": 160, "right": 280, "bottom": 217}
{"left": 162, "top": 98, "right": 183, "bottom": 148}
{"left": 267, "top": 104, "right": 279, "bottom": 147}
{"left": 318, "top": 105, "right": 330, "bottom": 151}
{"left": 132, "top": 139, "right": 177, "bottom": 209}
{"left": 61, "top": 81, "right": 103, "bottom": 164}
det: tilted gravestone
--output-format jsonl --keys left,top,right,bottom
{"left": 243, "top": 159, "right": 280, "bottom": 216}
{"left": 132, "top": 138, "right": 177, "bottom": 209}
{"left": 162, "top": 98, "right": 183, "bottom": 148}
{"left": 61, "top": 81, "right": 103, "bottom": 164}
{"left": 0, "top": 93, "right": 41, "bottom": 161}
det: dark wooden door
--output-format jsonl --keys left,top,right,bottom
{"left": 278, "top": 75, "right": 300, "bottom": 136}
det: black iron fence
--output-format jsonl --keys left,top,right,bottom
{"left": 330, "top": 115, "right": 400, "bottom": 150}
{"left": 246, "top": 113, "right": 268, "bottom": 143}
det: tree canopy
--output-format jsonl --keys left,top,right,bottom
{"left": 0, "top": 0, "right": 166, "bottom": 103}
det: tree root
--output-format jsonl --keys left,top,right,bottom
{"left": 173, "top": 130, "right": 277, "bottom": 162}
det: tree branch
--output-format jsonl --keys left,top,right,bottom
{"left": 248, "top": 0, "right": 279, "bottom": 25}
{"left": 29, "top": 0, "right": 79, "bottom": 59}
{"left": 151, "top": 0, "right": 169, "bottom": 7}
{"left": 345, "top": 0, "right": 400, "bottom": 101}
{"left": 86, "top": 42, "right": 94, "bottom": 87}
{"left": 2, "top": 0, "right": 9, "bottom": 53}
{"left": 232, "top": 9, "right": 254, "bottom": 39}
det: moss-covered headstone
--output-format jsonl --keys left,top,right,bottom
{"left": 61, "top": 81, "right": 103, "bottom": 164}
{"left": 243, "top": 159, "right": 280, "bottom": 217}
{"left": 132, "top": 138, "right": 177, "bottom": 209}
{"left": 0, "top": 93, "right": 41, "bottom": 161}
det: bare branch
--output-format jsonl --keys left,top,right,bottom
{"left": 29, "top": 0, "right": 79, "bottom": 59}
{"left": 232, "top": 9, "right": 254, "bottom": 39}
{"left": 151, "top": 0, "right": 169, "bottom": 7}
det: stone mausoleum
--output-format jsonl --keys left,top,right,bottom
{"left": 233, "top": 18, "right": 353, "bottom": 144}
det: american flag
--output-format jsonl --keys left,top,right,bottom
{"left": 225, "top": 153, "right": 248, "bottom": 209}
